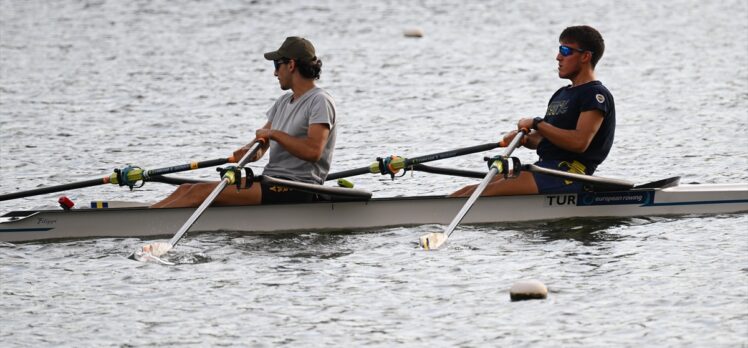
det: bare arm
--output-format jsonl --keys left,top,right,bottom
{"left": 500, "top": 129, "right": 543, "bottom": 149}
{"left": 517, "top": 110, "right": 604, "bottom": 153}
{"left": 233, "top": 121, "right": 272, "bottom": 162}
{"left": 257, "top": 123, "right": 331, "bottom": 162}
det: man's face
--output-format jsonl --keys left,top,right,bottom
{"left": 274, "top": 59, "right": 293, "bottom": 90}
{"left": 556, "top": 42, "right": 586, "bottom": 79}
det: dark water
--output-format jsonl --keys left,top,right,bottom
{"left": 1, "top": 0, "right": 747, "bottom": 346}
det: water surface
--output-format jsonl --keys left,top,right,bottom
{"left": 1, "top": 0, "right": 747, "bottom": 346}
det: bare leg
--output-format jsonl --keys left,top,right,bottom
{"left": 150, "top": 183, "right": 206, "bottom": 208}
{"left": 151, "top": 178, "right": 262, "bottom": 208}
{"left": 449, "top": 183, "right": 478, "bottom": 197}
{"left": 449, "top": 171, "right": 539, "bottom": 197}
{"left": 211, "top": 181, "right": 262, "bottom": 206}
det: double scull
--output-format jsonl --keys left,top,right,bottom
{"left": 1, "top": 179, "right": 746, "bottom": 243}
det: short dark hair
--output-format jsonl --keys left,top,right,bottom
{"left": 560, "top": 25, "right": 605, "bottom": 68}
{"left": 297, "top": 58, "right": 322, "bottom": 80}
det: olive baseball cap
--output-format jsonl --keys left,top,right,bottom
{"left": 264, "top": 37, "right": 316, "bottom": 62}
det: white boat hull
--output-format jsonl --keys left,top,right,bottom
{"left": 1, "top": 184, "right": 746, "bottom": 242}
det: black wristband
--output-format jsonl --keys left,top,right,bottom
{"left": 532, "top": 117, "right": 544, "bottom": 130}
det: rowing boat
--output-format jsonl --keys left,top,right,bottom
{"left": 2, "top": 180, "right": 746, "bottom": 243}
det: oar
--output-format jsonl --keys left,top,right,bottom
{"left": 0, "top": 156, "right": 237, "bottom": 201}
{"left": 152, "top": 162, "right": 637, "bottom": 192}
{"left": 419, "top": 130, "right": 528, "bottom": 250}
{"left": 412, "top": 163, "right": 636, "bottom": 191}
{"left": 409, "top": 164, "right": 486, "bottom": 179}
{"left": 326, "top": 141, "right": 503, "bottom": 180}
{"left": 260, "top": 175, "right": 372, "bottom": 200}
{"left": 522, "top": 164, "right": 634, "bottom": 191}
{"left": 149, "top": 175, "right": 211, "bottom": 185}
{"left": 128, "top": 141, "right": 264, "bottom": 264}
{"left": 149, "top": 174, "right": 373, "bottom": 201}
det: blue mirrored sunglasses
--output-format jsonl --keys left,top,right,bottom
{"left": 559, "top": 45, "right": 590, "bottom": 57}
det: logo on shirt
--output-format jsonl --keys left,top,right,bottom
{"left": 596, "top": 94, "right": 605, "bottom": 103}
{"left": 546, "top": 100, "right": 569, "bottom": 116}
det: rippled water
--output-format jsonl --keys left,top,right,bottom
{"left": 1, "top": 0, "right": 747, "bottom": 346}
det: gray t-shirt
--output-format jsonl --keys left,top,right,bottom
{"left": 262, "top": 87, "right": 337, "bottom": 184}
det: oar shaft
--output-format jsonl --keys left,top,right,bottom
{"left": 325, "top": 167, "right": 371, "bottom": 180}
{"left": 167, "top": 142, "right": 263, "bottom": 247}
{"left": 445, "top": 166, "right": 499, "bottom": 237}
{"left": 410, "top": 164, "right": 486, "bottom": 179}
{"left": 413, "top": 163, "right": 636, "bottom": 191}
{"left": 168, "top": 178, "right": 231, "bottom": 246}
{"left": 0, "top": 157, "right": 233, "bottom": 202}
{"left": 260, "top": 175, "right": 372, "bottom": 200}
{"left": 144, "top": 157, "right": 233, "bottom": 178}
{"left": 326, "top": 141, "right": 501, "bottom": 180}
{"left": 522, "top": 164, "right": 635, "bottom": 191}
{"left": 442, "top": 133, "right": 525, "bottom": 238}
{"left": 0, "top": 178, "right": 109, "bottom": 201}
{"left": 149, "top": 175, "right": 211, "bottom": 185}
{"left": 405, "top": 142, "right": 502, "bottom": 165}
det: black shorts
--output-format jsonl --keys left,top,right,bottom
{"left": 260, "top": 179, "right": 320, "bottom": 205}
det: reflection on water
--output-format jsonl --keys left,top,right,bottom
{"left": 226, "top": 231, "right": 357, "bottom": 259}
{"left": 506, "top": 217, "right": 653, "bottom": 245}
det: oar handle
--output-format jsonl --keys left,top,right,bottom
{"left": 500, "top": 128, "right": 528, "bottom": 157}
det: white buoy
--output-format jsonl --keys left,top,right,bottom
{"left": 403, "top": 27, "right": 424, "bottom": 38}
{"left": 510, "top": 279, "right": 548, "bottom": 301}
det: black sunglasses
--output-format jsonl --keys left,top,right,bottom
{"left": 273, "top": 59, "right": 290, "bottom": 70}
{"left": 559, "top": 45, "right": 592, "bottom": 57}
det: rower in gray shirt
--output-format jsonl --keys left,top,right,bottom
{"left": 263, "top": 86, "right": 336, "bottom": 185}
{"left": 152, "top": 36, "right": 337, "bottom": 207}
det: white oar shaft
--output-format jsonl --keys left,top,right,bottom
{"left": 444, "top": 166, "right": 499, "bottom": 238}
{"left": 168, "top": 178, "right": 230, "bottom": 246}
{"left": 442, "top": 133, "right": 525, "bottom": 238}
{"left": 420, "top": 131, "right": 526, "bottom": 250}
{"left": 167, "top": 141, "right": 263, "bottom": 248}
{"left": 127, "top": 141, "right": 266, "bottom": 263}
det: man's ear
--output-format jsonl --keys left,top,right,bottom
{"left": 583, "top": 52, "right": 593, "bottom": 64}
